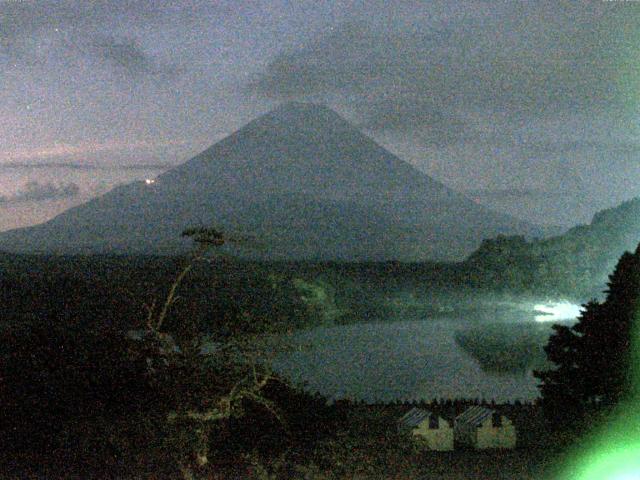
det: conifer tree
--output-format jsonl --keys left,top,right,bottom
{"left": 535, "top": 244, "right": 640, "bottom": 414}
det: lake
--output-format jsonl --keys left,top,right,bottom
{"left": 274, "top": 296, "right": 581, "bottom": 403}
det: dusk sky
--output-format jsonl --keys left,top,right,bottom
{"left": 2, "top": 0, "right": 639, "bottom": 231}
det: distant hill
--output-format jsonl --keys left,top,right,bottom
{"left": 0, "top": 102, "right": 549, "bottom": 261}
{"left": 464, "top": 197, "right": 640, "bottom": 295}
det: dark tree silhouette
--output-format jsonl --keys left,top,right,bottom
{"left": 134, "top": 228, "right": 286, "bottom": 479}
{"left": 535, "top": 243, "right": 640, "bottom": 416}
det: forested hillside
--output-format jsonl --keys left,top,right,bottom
{"left": 464, "top": 198, "right": 640, "bottom": 296}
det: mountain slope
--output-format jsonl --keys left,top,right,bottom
{"left": 0, "top": 102, "right": 549, "bottom": 260}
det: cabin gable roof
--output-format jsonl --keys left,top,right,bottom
{"left": 398, "top": 407, "right": 442, "bottom": 431}
{"left": 455, "top": 406, "right": 496, "bottom": 427}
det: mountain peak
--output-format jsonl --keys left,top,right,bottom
{"left": 273, "top": 101, "right": 333, "bottom": 114}
{"left": 253, "top": 101, "right": 347, "bottom": 130}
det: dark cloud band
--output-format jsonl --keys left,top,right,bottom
{"left": 0, "top": 181, "right": 80, "bottom": 204}
{"left": 0, "top": 162, "right": 177, "bottom": 171}
{"left": 249, "top": 3, "right": 637, "bottom": 133}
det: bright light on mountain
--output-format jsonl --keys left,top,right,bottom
{"left": 534, "top": 302, "right": 583, "bottom": 322}
{"left": 145, "top": 178, "right": 156, "bottom": 185}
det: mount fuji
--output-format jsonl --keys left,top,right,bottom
{"left": 0, "top": 103, "right": 550, "bottom": 261}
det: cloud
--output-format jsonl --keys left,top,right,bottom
{"left": 0, "top": 138, "right": 189, "bottom": 162}
{"left": 0, "top": 161, "right": 177, "bottom": 171}
{"left": 91, "top": 35, "right": 178, "bottom": 78}
{"left": 521, "top": 141, "right": 640, "bottom": 159}
{"left": 250, "top": 2, "right": 638, "bottom": 133}
{"left": 348, "top": 95, "right": 466, "bottom": 144}
{"left": 0, "top": 1, "right": 167, "bottom": 43}
{"left": 467, "top": 188, "right": 569, "bottom": 200}
{"left": 0, "top": 1, "right": 187, "bottom": 75}
{"left": 94, "top": 36, "right": 153, "bottom": 75}
{"left": 0, "top": 181, "right": 80, "bottom": 204}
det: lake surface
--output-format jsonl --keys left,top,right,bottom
{"left": 274, "top": 296, "right": 580, "bottom": 403}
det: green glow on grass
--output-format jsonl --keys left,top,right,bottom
{"left": 555, "top": 308, "right": 640, "bottom": 480}
{"left": 573, "top": 442, "right": 640, "bottom": 480}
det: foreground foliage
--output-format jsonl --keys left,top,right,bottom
{"left": 535, "top": 243, "right": 640, "bottom": 417}
{"left": 130, "top": 228, "right": 293, "bottom": 478}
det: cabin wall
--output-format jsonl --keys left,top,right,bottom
{"left": 412, "top": 419, "right": 454, "bottom": 451}
{"left": 475, "top": 417, "right": 517, "bottom": 449}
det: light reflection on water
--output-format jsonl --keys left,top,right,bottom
{"left": 534, "top": 301, "right": 583, "bottom": 322}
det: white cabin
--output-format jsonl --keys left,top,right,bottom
{"left": 454, "top": 405, "right": 516, "bottom": 449}
{"left": 397, "top": 407, "right": 454, "bottom": 451}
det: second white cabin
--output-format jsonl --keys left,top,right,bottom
{"left": 454, "top": 405, "right": 516, "bottom": 449}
